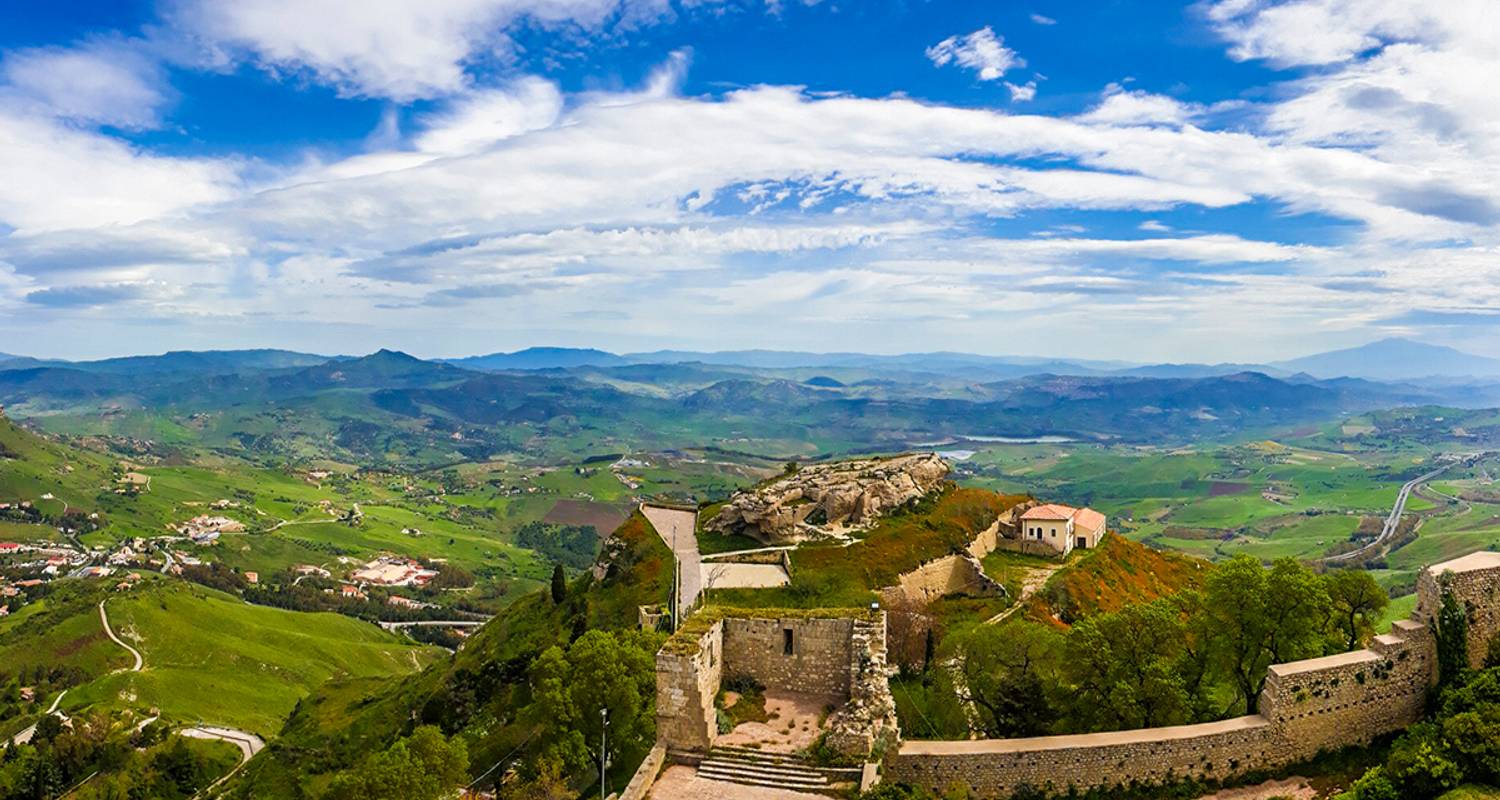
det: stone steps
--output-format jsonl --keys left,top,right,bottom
{"left": 691, "top": 746, "right": 849, "bottom": 794}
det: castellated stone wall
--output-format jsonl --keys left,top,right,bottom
{"left": 722, "top": 616, "right": 856, "bottom": 696}
{"left": 655, "top": 619, "right": 723, "bottom": 751}
{"left": 1258, "top": 618, "right": 1432, "bottom": 756}
{"left": 1414, "top": 551, "right": 1500, "bottom": 669}
{"left": 885, "top": 553, "right": 1500, "bottom": 798}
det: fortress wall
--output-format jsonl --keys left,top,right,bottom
{"left": 1415, "top": 552, "right": 1500, "bottom": 668}
{"left": 655, "top": 619, "right": 722, "bottom": 751}
{"left": 723, "top": 616, "right": 855, "bottom": 697}
{"left": 888, "top": 715, "right": 1276, "bottom": 797}
{"left": 1260, "top": 619, "right": 1432, "bottom": 756}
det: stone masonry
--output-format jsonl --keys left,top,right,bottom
{"left": 886, "top": 551, "right": 1499, "bottom": 797}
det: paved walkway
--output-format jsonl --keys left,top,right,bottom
{"left": 700, "top": 562, "right": 789, "bottom": 591}
{"left": 641, "top": 504, "right": 702, "bottom": 613}
{"left": 99, "top": 600, "right": 143, "bottom": 672}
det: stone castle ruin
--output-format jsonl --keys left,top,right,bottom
{"left": 655, "top": 608, "right": 899, "bottom": 759}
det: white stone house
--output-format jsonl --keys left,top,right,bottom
{"left": 1019, "top": 504, "right": 1106, "bottom": 555}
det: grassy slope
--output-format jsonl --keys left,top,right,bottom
{"left": 62, "top": 580, "right": 440, "bottom": 737}
{"left": 226, "top": 509, "right": 674, "bottom": 797}
{"left": 1025, "top": 533, "right": 1210, "bottom": 625}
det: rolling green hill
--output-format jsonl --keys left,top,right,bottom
{"left": 40, "top": 580, "right": 439, "bottom": 737}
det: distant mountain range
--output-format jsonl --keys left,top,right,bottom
{"left": 426, "top": 338, "right": 1500, "bottom": 383}
{"left": 1269, "top": 338, "right": 1500, "bottom": 381}
{"left": 6, "top": 337, "right": 1500, "bottom": 387}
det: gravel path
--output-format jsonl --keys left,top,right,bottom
{"left": 99, "top": 600, "right": 143, "bottom": 672}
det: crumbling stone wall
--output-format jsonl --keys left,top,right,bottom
{"left": 826, "top": 612, "right": 899, "bottom": 757}
{"left": 882, "top": 553, "right": 1005, "bottom": 606}
{"left": 887, "top": 553, "right": 1497, "bottom": 797}
{"left": 655, "top": 619, "right": 722, "bottom": 751}
{"left": 654, "top": 609, "right": 897, "bottom": 759}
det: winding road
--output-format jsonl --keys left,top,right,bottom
{"left": 98, "top": 600, "right": 143, "bottom": 672}
{"left": 1323, "top": 464, "right": 1451, "bottom": 564}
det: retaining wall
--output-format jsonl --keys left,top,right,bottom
{"left": 888, "top": 552, "right": 1500, "bottom": 797}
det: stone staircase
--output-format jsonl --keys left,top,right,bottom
{"left": 674, "top": 745, "right": 858, "bottom": 794}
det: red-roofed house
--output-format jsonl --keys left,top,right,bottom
{"left": 0, "top": 542, "right": 20, "bottom": 553}
{"left": 1019, "top": 503, "right": 1107, "bottom": 555}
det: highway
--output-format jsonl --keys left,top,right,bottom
{"left": 1324, "top": 464, "right": 1451, "bottom": 564}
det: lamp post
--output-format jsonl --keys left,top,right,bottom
{"left": 599, "top": 707, "right": 609, "bottom": 799}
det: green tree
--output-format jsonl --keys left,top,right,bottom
{"left": 1205, "top": 556, "right": 1331, "bottom": 714}
{"left": 1064, "top": 599, "right": 1192, "bottom": 731}
{"left": 525, "top": 629, "right": 663, "bottom": 782}
{"left": 550, "top": 564, "right": 567, "bottom": 605}
{"left": 326, "top": 726, "right": 469, "bottom": 800}
{"left": 1323, "top": 569, "right": 1389, "bottom": 651}
{"left": 958, "top": 622, "right": 1063, "bottom": 737}
{"left": 1384, "top": 722, "right": 1463, "bottom": 797}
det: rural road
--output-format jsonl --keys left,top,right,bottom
{"left": 4, "top": 690, "right": 69, "bottom": 749}
{"left": 378, "top": 619, "right": 489, "bottom": 631}
{"left": 641, "top": 504, "right": 702, "bottom": 615}
{"left": 183, "top": 726, "right": 266, "bottom": 798}
{"left": 1324, "top": 464, "right": 1451, "bottom": 564}
{"left": 99, "top": 600, "right": 143, "bottom": 672}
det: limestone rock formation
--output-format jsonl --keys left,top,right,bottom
{"left": 707, "top": 452, "right": 950, "bottom": 544}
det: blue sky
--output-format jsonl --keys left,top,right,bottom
{"left": 0, "top": 0, "right": 1495, "bottom": 361}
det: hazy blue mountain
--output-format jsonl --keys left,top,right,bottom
{"left": 0, "top": 349, "right": 331, "bottom": 375}
{"left": 445, "top": 347, "right": 628, "bottom": 370}
{"left": 1272, "top": 338, "right": 1500, "bottom": 381}
{"left": 622, "top": 349, "right": 1131, "bottom": 375}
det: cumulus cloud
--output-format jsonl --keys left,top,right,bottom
{"left": 9, "top": 2, "right": 1500, "bottom": 359}
{"left": 168, "top": 0, "right": 689, "bottom": 100}
{"left": 1006, "top": 81, "right": 1037, "bottom": 102}
{"left": 0, "top": 38, "right": 171, "bottom": 130}
{"left": 926, "top": 27, "right": 1024, "bottom": 81}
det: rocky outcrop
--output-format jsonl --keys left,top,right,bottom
{"left": 707, "top": 453, "right": 950, "bottom": 544}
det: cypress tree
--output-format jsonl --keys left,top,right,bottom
{"left": 1436, "top": 581, "right": 1469, "bottom": 686}
{"left": 550, "top": 564, "right": 567, "bottom": 605}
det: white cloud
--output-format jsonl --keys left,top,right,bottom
{"left": 169, "top": 0, "right": 688, "bottom": 100}
{"left": 1139, "top": 220, "right": 1171, "bottom": 232}
{"left": 0, "top": 38, "right": 171, "bottom": 129}
{"left": 926, "top": 27, "right": 1024, "bottom": 81}
{"left": 1029, "top": 13, "right": 1057, "bottom": 25}
{"left": 0, "top": 111, "right": 238, "bottom": 234}
{"left": 1006, "top": 81, "right": 1037, "bottom": 102}
{"left": 1077, "top": 84, "right": 1198, "bottom": 126}
{"left": 415, "top": 77, "right": 564, "bottom": 154}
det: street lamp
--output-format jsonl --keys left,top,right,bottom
{"left": 599, "top": 707, "right": 609, "bottom": 799}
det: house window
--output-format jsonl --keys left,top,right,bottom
{"left": 783, "top": 628, "right": 794, "bottom": 656}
